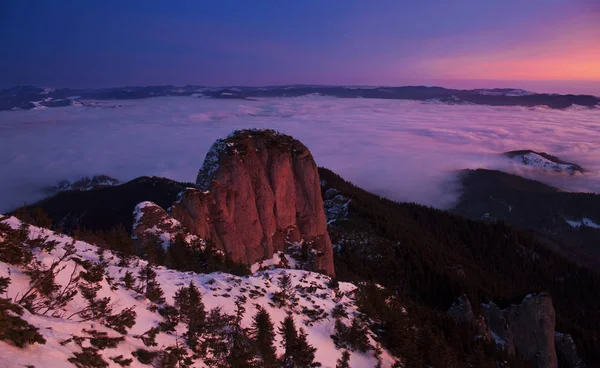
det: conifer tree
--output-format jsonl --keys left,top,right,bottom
{"left": 293, "top": 328, "right": 320, "bottom": 368}
{"left": 251, "top": 306, "right": 278, "bottom": 367}
{"left": 272, "top": 272, "right": 297, "bottom": 309}
{"left": 137, "top": 264, "right": 164, "bottom": 304}
{"left": 227, "top": 296, "right": 256, "bottom": 368}
{"left": 174, "top": 281, "right": 206, "bottom": 350}
{"left": 0, "top": 276, "right": 46, "bottom": 348}
{"left": 279, "top": 313, "right": 298, "bottom": 368}
{"left": 120, "top": 271, "right": 135, "bottom": 290}
{"left": 336, "top": 351, "right": 351, "bottom": 368}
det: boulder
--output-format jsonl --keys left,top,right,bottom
{"left": 171, "top": 129, "right": 335, "bottom": 275}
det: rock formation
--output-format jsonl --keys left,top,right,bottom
{"left": 554, "top": 332, "right": 587, "bottom": 368}
{"left": 132, "top": 201, "right": 199, "bottom": 249}
{"left": 448, "top": 294, "right": 491, "bottom": 342}
{"left": 170, "top": 129, "right": 335, "bottom": 275}
{"left": 449, "top": 293, "right": 563, "bottom": 368}
{"left": 449, "top": 294, "right": 475, "bottom": 324}
{"left": 482, "top": 301, "right": 515, "bottom": 355}
{"left": 503, "top": 293, "right": 557, "bottom": 368}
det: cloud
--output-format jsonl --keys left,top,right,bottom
{"left": 0, "top": 97, "right": 599, "bottom": 213}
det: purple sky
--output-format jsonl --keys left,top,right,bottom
{"left": 1, "top": 0, "right": 599, "bottom": 94}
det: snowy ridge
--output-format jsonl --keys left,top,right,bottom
{"left": 54, "top": 175, "right": 120, "bottom": 193}
{"left": 0, "top": 216, "right": 396, "bottom": 367}
{"left": 510, "top": 152, "right": 583, "bottom": 174}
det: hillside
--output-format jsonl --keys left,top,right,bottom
{"left": 0, "top": 216, "right": 394, "bottom": 367}
{"left": 453, "top": 169, "right": 600, "bottom": 270}
{"left": 7, "top": 166, "right": 600, "bottom": 367}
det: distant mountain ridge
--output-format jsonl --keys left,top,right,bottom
{"left": 2, "top": 84, "right": 599, "bottom": 111}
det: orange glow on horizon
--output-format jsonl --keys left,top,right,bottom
{"left": 420, "top": 17, "right": 600, "bottom": 82}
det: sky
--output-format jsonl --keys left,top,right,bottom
{"left": 1, "top": 0, "right": 599, "bottom": 94}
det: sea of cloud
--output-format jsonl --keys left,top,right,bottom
{"left": 0, "top": 96, "right": 599, "bottom": 213}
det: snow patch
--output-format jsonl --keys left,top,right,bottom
{"left": 565, "top": 217, "right": 600, "bottom": 229}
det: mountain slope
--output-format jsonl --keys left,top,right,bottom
{"left": 453, "top": 169, "right": 600, "bottom": 270}
{"left": 0, "top": 215, "right": 395, "bottom": 368}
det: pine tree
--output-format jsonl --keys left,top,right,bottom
{"left": 332, "top": 316, "right": 371, "bottom": 353}
{"left": 336, "top": 351, "right": 351, "bottom": 368}
{"left": 293, "top": 328, "right": 321, "bottom": 368}
{"left": 278, "top": 313, "right": 298, "bottom": 368}
{"left": 251, "top": 306, "right": 278, "bottom": 368}
{"left": 0, "top": 222, "right": 33, "bottom": 265}
{"left": 174, "top": 281, "right": 206, "bottom": 350}
{"left": 137, "top": 264, "right": 164, "bottom": 304}
{"left": 0, "top": 276, "right": 46, "bottom": 348}
{"left": 201, "top": 307, "right": 232, "bottom": 367}
{"left": 120, "top": 271, "right": 135, "bottom": 290}
{"left": 272, "top": 272, "right": 297, "bottom": 309}
{"left": 166, "top": 234, "right": 193, "bottom": 271}
{"left": 227, "top": 296, "right": 256, "bottom": 368}
{"left": 161, "top": 339, "right": 195, "bottom": 368}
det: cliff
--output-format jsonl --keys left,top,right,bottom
{"left": 170, "top": 129, "right": 335, "bottom": 275}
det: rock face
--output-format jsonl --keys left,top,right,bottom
{"left": 132, "top": 201, "right": 199, "bottom": 249}
{"left": 482, "top": 301, "right": 515, "bottom": 355}
{"left": 448, "top": 295, "right": 491, "bottom": 342}
{"left": 554, "top": 332, "right": 586, "bottom": 368}
{"left": 171, "top": 129, "right": 335, "bottom": 275}
{"left": 504, "top": 294, "right": 557, "bottom": 368}
{"left": 479, "top": 294, "right": 558, "bottom": 368}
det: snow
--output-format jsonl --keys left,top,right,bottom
{"left": 1, "top": 97, "right": 600, "bottom": 213}
{"left": 489, "top": 330, "right": 507, "bottom": 348}
{"left": 512, "top": 152, "right": 581, "bottom": 174}
{"left": 250, "top": 251, "right": 298, "bottom": 273}
{"left": 0, "top": 216, "right": 396, "bottom": 367}
{"left": 565, "top": 218, "right": 600, "bottom": 229}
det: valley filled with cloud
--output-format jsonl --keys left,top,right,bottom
{"left": 1, "top": 96, "right": 598, "bottom": 212}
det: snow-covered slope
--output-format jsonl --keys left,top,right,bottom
{"left": 0, "top": 216, "right": 396, "bottom": 367}
{"left": 507, "top": 151, "right": 584, "bottom": 174}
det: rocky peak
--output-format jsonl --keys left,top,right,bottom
{"left": 171, "top": 129, "right": 335, "bottom": 275}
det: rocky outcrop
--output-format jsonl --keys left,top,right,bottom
{"left": 504, "top": 293, "right": 557, "bottom": 368}
{"left": 479, "top": 294, "right": 558, "bottom": 368}
{"left": 170, "top": 129, "right": 335, "bottom": 275}
{"left": 449, "top": 293, "right": 563, "bottom": 367}
{"left": 448, "top": 295, "right": 491, "bottom": 342}
{"left": 132, "top": 201, "right": 200, "bottom": 249}
{"left": 449, "top": 294, "right": 475, "bottom": 324}
{"left": 554, "top": 332, "right": 586, "bottom": 368}
{"left": 482, "top": 301, "right": 515, "bottom": 355}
